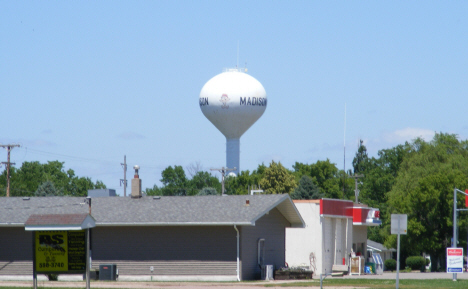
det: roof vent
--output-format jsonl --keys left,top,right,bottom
{"left": 245, "top": 200, "right": 250, "bottom": 206}
{"left": 23, "top": 197, "right": 30, "bottom": 201}
{"left": 153, "top": 196, "right": 161, "bottom": 200}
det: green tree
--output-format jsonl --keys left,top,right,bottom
{"left": 385, "top": 133, "right": 468, "bottom": 271}
{"left": 34, "top": 181, "right": 64, "bottom": 197}
{"left": 145, "top": 185, "right": 162, "bottom": 196}
{"left": 160, "top": 165, "right": 189, "bottom": 196}
{"left": 224, "top": 164, "right": 267, "bottom": 195}
{"left": 0, "top": 161, "right": 105, "bottom": 197}
{"left": 189, "top": 171, "right": 221, "bottom": 195}
{"left": 309, "top": 160, "right": 342, "bottom": 198}
{"left": 352, "top": 139, "right": 369, "bottom": 174}
{"left": 259, "top": 161, "right": 297, "bottom": 194}
{"left": 197, "top": 187, "right": 218, "bottom": 196}
{"left": 291, "top": 175, "right": 323, "bottom": 200}
{"left": 351, "top": 142, "right": 409, "bottom": 244}
{"left": 293, "top": 160, "right": 348, "bottom": 199}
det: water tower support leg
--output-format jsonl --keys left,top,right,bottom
{"left": 226, "top": 138, "right": 240, "bottom": 175}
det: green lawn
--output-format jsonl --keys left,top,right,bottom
{"left": 1, "top": 279, "right": 468, "bottom": 289}
{"left": 264, "top": 279, "right": 468, "bottom": 288}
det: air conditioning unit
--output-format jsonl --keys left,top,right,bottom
{"left": 261, "top": 265, "right": 274, "bottom": 280}
{"left": 99, "top": 264, "right": 117, "bottom": 280}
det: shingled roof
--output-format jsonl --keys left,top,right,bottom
{"left": 24, "top": 213, "right": 96, "bottom": 231}
{"left": 0, "top": 194, "right": 304, "bottom": 228}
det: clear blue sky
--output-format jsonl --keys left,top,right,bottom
{"left": 2, "top": 1, "right": 467, "bottom": 195}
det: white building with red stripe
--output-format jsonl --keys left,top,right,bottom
{"left": 285, "top": 199, "right": 381, "bottom": 275}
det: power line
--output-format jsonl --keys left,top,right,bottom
{"left": 20, "top": 147, "right": 164, "bottom": 170}
{"left": 21, "top": 147, "right": 116, "bottom": 165}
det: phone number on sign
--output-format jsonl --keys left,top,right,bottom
{"left": 39, "top": 262, "right": 65, "bottom": 268}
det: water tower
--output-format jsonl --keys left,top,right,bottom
{"left": 199, "top": 68, "right": 267, "bottom": 175}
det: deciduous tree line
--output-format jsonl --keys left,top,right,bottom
{"left": 145, "top": 159, "right": 355, "bottom": 199}
{"left": 352, "top": 133, "right": 468, "bottom": 271}
{"left": 0, "top": 161, "right": 105, "bottom": 197}
{"left": 2, "top": 133, "right": 466, "bottom": 271}
{"left": 146, "top": 132, "right": 468, "bottom": 271}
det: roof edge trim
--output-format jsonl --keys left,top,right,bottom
{"left": 95, "top": 221, "right": 255, "bottom": 226}
{"left": 251, "top": 195, "right": 305, "bottom": 227}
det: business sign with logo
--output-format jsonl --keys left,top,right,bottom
{"left": 35, "top": 231, "right": 86, "bottom": 273}
{"left": 447, "top": 248, "right": 464, "bottom": 273}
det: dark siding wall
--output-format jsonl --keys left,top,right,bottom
{"left": 240, "top": 208, "right": 290, "bottom": 280}
{"left": 0, "top": 228, "right": 33, "bottom": 275}
{"left": 0, "top": 228, "right": 32, "bottom": 260}
{"left": 91, "top": 226, "right": 237, "bottom": 275}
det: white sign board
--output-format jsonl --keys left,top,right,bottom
{"left": 391, "top": 214, "right": 407, "bottom": 235}
{"left": 447, "top": 248, "right": 463, "bottom": 273}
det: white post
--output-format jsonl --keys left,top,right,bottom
{"left": 86, "top": 229, "right": 90, "bottom": 289}
{"left": 396, "top": 218, "right": 400, "bottom": 289}
{"left": 453, "top": 188, "right": 458, "bottom": 281}
{"left": 234, "top": 225, "right": 240, "bottom": 281}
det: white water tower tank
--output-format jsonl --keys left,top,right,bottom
{"left": 199, "top": 68, "right": 267, "bottom": 175}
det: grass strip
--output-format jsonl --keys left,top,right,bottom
{"left": 264, "top": 279, "right": 468, "bottom": 288}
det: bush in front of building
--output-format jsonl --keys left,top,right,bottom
{"left": 384, "top": 259, "right": 396, "bottom": 272}
{"left": 405, "top": 256, "right": 426, "bottom": 272}
{"left": 46, "top": 274, "right": 58, "bottom": 281}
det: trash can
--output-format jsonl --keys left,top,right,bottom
{"left": 365, "top": 262, "right": 375, "bottom": 274}
{"left": 261, "top": 265, "right": 274, "bottom": 280}
{"left": 364, "top": 266, "right": 371, "bottom": 274}
{"left": 99, "top": 264, "right": 117, "bottom": 280}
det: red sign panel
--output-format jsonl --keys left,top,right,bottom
{"left": 319, "top": 199, "right": 353, "bottom": 218}
{"left": 448, "top": 248, "right": 463, "bottom": 256}
{"left": 465, "top": 190, "right": 468, "bottom": 208}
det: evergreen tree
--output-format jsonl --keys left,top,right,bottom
{"left": 34, "top": 181, "right": 64, "bottom": 197}
{"left": 197, "top": 187, "right": 218, "bottom": 196}
{"left": 291, "top": 175, "right": 323, "bottom": 200}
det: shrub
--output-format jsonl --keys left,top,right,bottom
{"left": 384, "top": 259, "right": 396, "bottom": 271}
{"left": 406, "top": 256, "right": 426, "bottom": 271}
{"left": 46, "top": 274, "right": 58, "bottom": 281}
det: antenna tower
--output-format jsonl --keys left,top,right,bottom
{"left": 343, "top": 104, "right": 346, "bottom": 196}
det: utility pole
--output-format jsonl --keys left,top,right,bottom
{"left": 1, "top": 144, "right": 20, "bottom": 197}
{"left": 120, "top": 155, "right": 127, "bottom": 197}
{"left": 351, "top": 174, "right": 363, "bottom": 203}
{"left": 210, "top": 167, "right": 236, "bottom": 195}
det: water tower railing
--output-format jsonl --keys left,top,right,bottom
{"left": 223, "top": 67, "right": 247, "bottom": 73}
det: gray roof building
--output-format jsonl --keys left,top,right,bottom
{"left": 0, "top": 194, "right": 304, "bottom": 281}
{"left": 0, "top": 194, "right": 303, "bottom": 227}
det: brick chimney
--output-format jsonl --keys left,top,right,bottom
{"left": 131, "top": 165, "right": 142, "bottom": 198}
